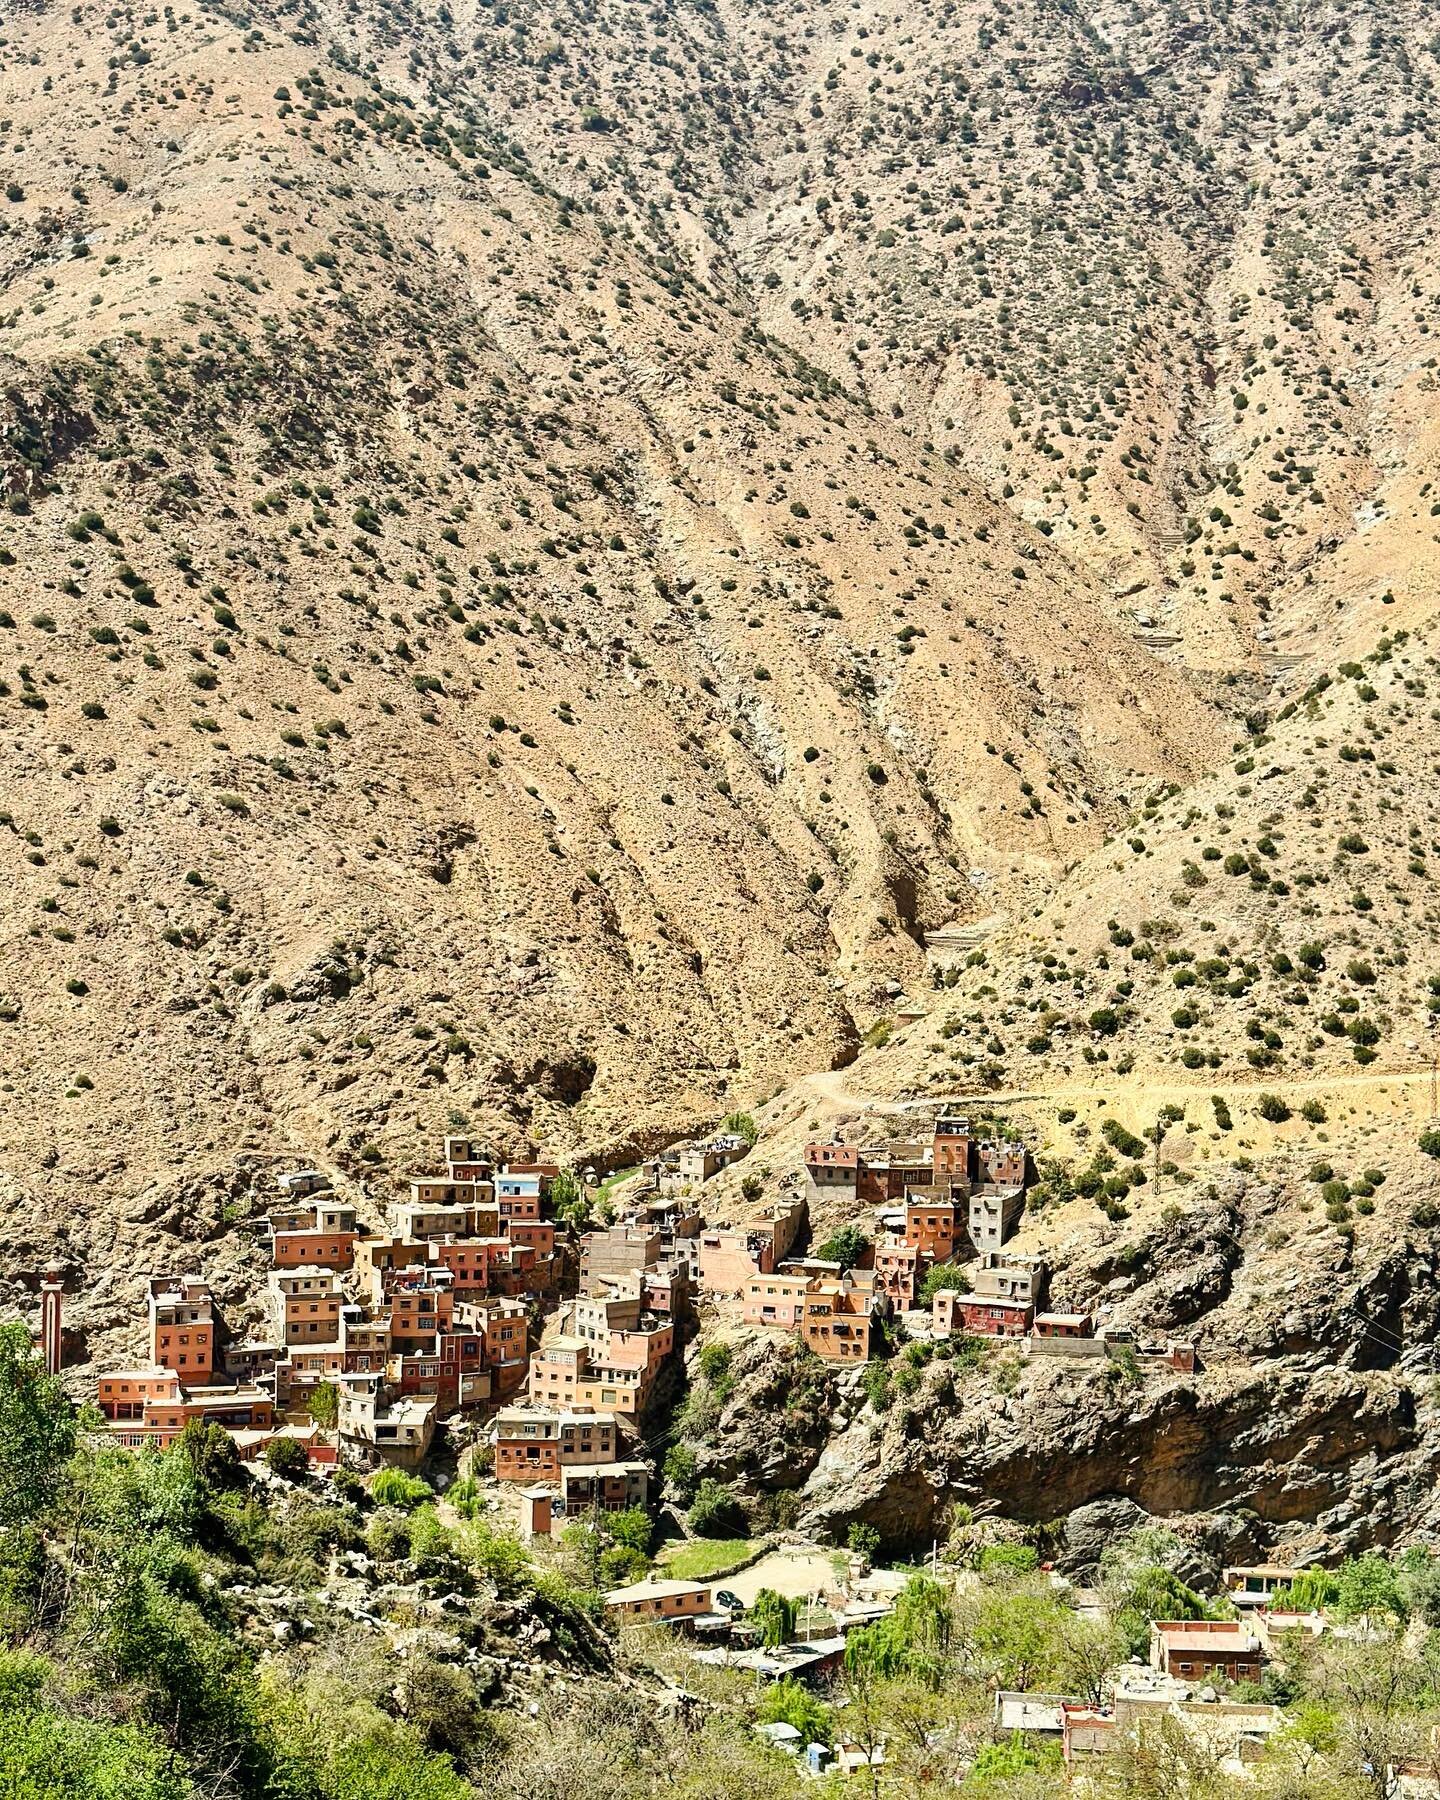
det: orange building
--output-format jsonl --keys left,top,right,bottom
{"left": 148, "top": 1275, "right": 216, "bottom": 1381}
{"left": 873, "top": 1239, "right": 921, "bottom": 1309}
{"left": 743, "top": 1270, "right": 812, "bottom": 1328}
{"left": 98, "top": 1367, "right": 274, "bottom": 1449}
{"left": 267, "top": 1267, "right": 343, "bottom": 1345}
{"left": 604, "top": 1579, "right": 713, "bottom": 1623}
{"left": 904, "top": 1199, "right": 959, "bottom": 1262}
{"left": 800, "top": 1281, "right": 873, "bottom": 1362}
{"left": 272, "top": 1228, "right": 358, "bottom": 1271}
{"left": 931, "top": 1115, "right": 973, "bottom": 1178}
{"left": 493, "top": 1407, "right": 618, "bottom": 1481}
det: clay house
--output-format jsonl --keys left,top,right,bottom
{"left": 1150, "top": 1620, "right": 1264, "bottom": 1685}
{"left": 968, "top": 1186, "right": 1026, "bottom": 1257}
{"left": 955, "top": 1294, "right": 1033, "bottom": 1338}
{"left": 339, "top": 1307, "right": 392, "bottom": 1374}
{"left": 277, "top": 1341, "right": 346, "bottom": 1403}
{"left": 972, "top": 1251, "right": 1047, "bottom": 1308}
{"left": 455, "top": 1295, "right": 530, "bottom": 1392}
{"left": 872, "top": 1238, "right": 921, "bottom": 1310}
{"left": 353, "top": 1235, "right": 428, "bottom": 1298}
{"left": 148, "top": 1275, "right": 217, "bottom": 1382}
{"left": 393, "top": 1328, "right": 492, "bottom": 1412}
{"left": 527, "top": 1338, "right": 648, "bottom": 1418}
{"left": 267, "top": 1267, "right": 344, "bottom": 1345}
{"left": 696, "top": 1195, "right": 806, "bottom": 1293}
{"left": 931, "top": 1289, "right": 966, "bottom": 1337}
{"left": 800, "top": 1278, "right": 874, "bottom": 1362}
{"left": 1224, "top": 1566, "right": 1305, "bottom": 1610}
{"left": 388, "top": 1274, "right": 455, "bottom": 1344}
{"left": 651, "top": 1135, "right": 749, "bottom": 1194}
{"left": 604, "top": 1579, "right": 713, "bottom": 1624}
{"left": 743, "top": 1270, "right": 812, "bottom": 1329}
{"left": 442, "top": 1136, "right": 495, "bottom": 1179}
{"left": 495, "top": 1167, "right": 549, "bottom": 1220}
{"left": 272, "top": 1224, "right": 359, "bottom": 1272}
{"left": 337, "top": 1371, "right": 436, "bottom": 1469}
{"left": 98, "top": 1367, "right": 274, "bottom": 1450}
{"left": 581, "top": 1223, "right": 663, "bottom": 1291}
{"left": 1033, "top": 1311, "right": 1093, "bottom": 1339}
{"left": 493, "top": 1406, "right": 619, "bottom": 1481}
{"left": 562, "top": 1460, "right": 649, "bottom": 1514}
{"left": 1060, "top": 1704, "right": 1115, "bottom": 1763}
{"left": 637, "top": 1260, "right": 692, "bottom": 1320}
{"left": 931, "top": 1115, "right": 973, "bottom": 1179}
{"left": 803, "top": 1143, "right": 861, "bottom": 1210}
{"left": 904, "top": 1197, "right": 960, "bottom": 1263}
{"left": 979, "top": 1139, "right": 1027, "bottom": 1187}
{"left": 269, "top": 1203, "right": 323, "bottom": 1236}
{"left": 223, "top": 1338, "right": 284, "bottom": 1386}
{"left": 395, "top": 1198, "right": 500, "bottom": 1241}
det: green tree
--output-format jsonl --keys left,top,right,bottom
{"left": 0, "top": 1322, "right": 75, "bottom": 1528}
{"left": 0, "top": 1651, "right": 191, "bottom": 1800}
{"left": 308, "top": 1382, "right": 339, "bottom": 1431}
{"left": 1271, "top": 1568, "right": 1340, "bottom": 1613}
{"left": 264, "top": 1436, "right": 308, "bottom": 1481}
{"left": 173, "top": 1419, "right": 242, "bottom": 1493}
{"left": 722, "top": 1111, "right": 759, "bottom": 1146}
{"left": 608, "top": 1506, "right": 653, "bottom": 1557}
{"left": 550, "top": 1167, "right": 588, "bottom": 1226}
{"left": 847, "top": 1520, "right": 881, "bottom": 1564}
{"left": 1334, "top": 1553, "right": 1406, "bottom": 1627}
{"left": 688, "top": 1479, "right": 745, "bottom": 1538}
{"left": 978, "top": 1543, "right": 1039, "bottom": 1577}
{"left": 662, "top": 1444, "right": 699, "bottom": 1505}
{"left": 750, "top": 1588, "right": 798, "bottom": 1648}
{"left": 756, "top": 1677, "right": 831, "bottom": 1745}
{"left": 970, "top": 1588, "right": 1069, "bottom": 1691}
{"left": 918, "top": 1263, "right": 971, "bottom": 1304}
{"left": 371, "top": 1468, "right": 432, "bottom": 1509}
{"left": 816, "top": 1224, "right": 869, "bottom": 1270}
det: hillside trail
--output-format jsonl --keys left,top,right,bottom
{"left": 791, "top": 1063, "right": 1440, "bottom": 1122}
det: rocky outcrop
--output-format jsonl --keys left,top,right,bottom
{"left": 795, "top": 1355, "right": 1425, "bottom": 1565}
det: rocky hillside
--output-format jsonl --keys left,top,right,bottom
{"left": 0, "top": 0, "right": 1224, "bottom": 1286}
{"left": 7, "top": 0, "right": 1440, "bottom": 1411}
{"left": 679, "top": 1144, "right": 1440, "bottom": 1567}
{"left": 898, "top": 619, "right": 1440, "bottom": 1096}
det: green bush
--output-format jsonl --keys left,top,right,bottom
{"left": 370, "top": 1468, "right": 432, "bottom": 1509}
{"left": 688, "top": 1479, "right": 745, "bottom": 1538}
{"left": 263, "top": 1437, "right": 308, "bottom": 1482}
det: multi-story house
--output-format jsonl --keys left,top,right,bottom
{"left": 148, "top": 1275, "right": 217, "bottom": 1381}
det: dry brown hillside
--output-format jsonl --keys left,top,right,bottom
{"left": 879, "top": 622, "right": 1440, "bottom": 1106}
{"left": 0, "top": 0, "right": 1226, "bottom": 1313}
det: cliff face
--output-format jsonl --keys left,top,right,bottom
{"left": 797, "top": 1360, "right": 1423, "bottom": 1566}
{"left": 684, "top": 1162, "right": 1440, "bottom": 1574}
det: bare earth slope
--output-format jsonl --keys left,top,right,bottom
{"left": 0, "top": 0, "right": 1219, "bottom": 1316}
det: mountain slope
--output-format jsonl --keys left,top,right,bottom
{"left": 0, "top": 0, "right": 1220, "bottom": 1302}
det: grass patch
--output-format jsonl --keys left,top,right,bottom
{"left": 595, "top": 1164, "right": 640, "bottom": 1203}
{"left": 658, "top": 1538, "right": 756, "bottom": 1581}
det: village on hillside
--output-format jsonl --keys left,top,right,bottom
{"left": 31, "top": 1114, "right": 1408, "bottom": 1784}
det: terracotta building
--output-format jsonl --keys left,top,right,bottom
{"left": 604, "top": 1579, "right": 713, "bottom": 1623}
{"left": 148, "top": 1275, "right": 217, "bottom": 1381}
{"left": 493, "top": 1407, "right": 619, "bottom": 1481}
{"left": 1150, "top": 1620, "right": 1264, "bottom": 1685}
{"left": 800, "top": 1279, "right": 873, "bottom": 1362}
